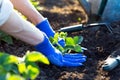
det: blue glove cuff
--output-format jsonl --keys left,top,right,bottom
{"left": 34, "top": 35, "right": 55, "bottom": 56}
{"left": 36, "top": 18, "right": 55, "bottom": 38}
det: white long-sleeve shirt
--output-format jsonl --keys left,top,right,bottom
{"left": 0, "top": 0, "right": 13, "bottom": 26}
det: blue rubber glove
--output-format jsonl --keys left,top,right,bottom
{"left": 34, "top": 34, "right": 86, "bottom": 67}
{"left": 36, "top": 18, "right": 65, "bottom": 47}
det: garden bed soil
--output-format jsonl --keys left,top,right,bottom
{"left": 0, "top": 0, "right": 120, "bottom": 80}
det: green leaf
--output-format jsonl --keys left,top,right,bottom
{"left": 65, "top": 37, "right": 75, "bottom": 46}
{"left": 27, "top": 65, "right": 39, "bottom": 80}
{"left": 54, "top": 32, "right": 59, "bottom": 42}
{"left": 5, "top": 55, "right": 19, "bottom": 64}
{"left": 64, "top": 45, "right": 75, "bottom": 50}
{"left": 73, "top": 36, "right": 79, "bottom": 44}
{"left": 49, "top": 33, "right": 59, "bottom": 45}
{"left": 49, "top": 37, "right": 54, "bottom": 43}
{"left": 0, "top": 52, "right": 13, "bottom": 65}
{"left": 18, "top": 63, "right": 26, "bottom": 74}
{"left": 0, "top": 53, "right": 19, "bottom": 73}
{"left": 56, "top": 44, "right": 64, "bottom": 53}
{"left": 0, "top": 52, "right": 19, "bottom": 64}
{"left": 10, "top": 64, "right": 19, "bottom": 74}
{"left": 3, "top": 64, "right": 15, "bottom": 72}
{"left": 0, "top": 65, "right": 6, "bottom": 74}
{"left": 25, "top": 51, "right": 49, "bottom": 65}
{"left": 6, "top": 73, "right": 25, "bottom": 80}
{"left": 59, "top": 32, "right": 67, "bottom": 39}
{"left": 73, "top": 36, "right": 83, "bottom": 44}
{"left": 0, "top": 74, "right": 6, "bottom": 80}
{"left": 2, "top": 36, "right": 13, "bottom": 44}
{"left": 31, "top": 1, "right": 39, "bottom": 6}
{"left": 74, "top": 45, "right": 82, "bottom": 52}
{"left": 64, "top": 45, "right": 74, "bottom": 53}
{"left": 0, "top": 31, "right": 13, "bottom": 44}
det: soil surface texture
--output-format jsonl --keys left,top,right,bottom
{"left": 0, "top": 0, "right": 120, "bottom": 80}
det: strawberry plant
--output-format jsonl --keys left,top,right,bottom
{"left": 49, "top": 32, "right": 84, "bottom": 54}
{"left": 0, "top": 51, "right": 49, "bottom": 80}
{"left": 64, "top": 36, "right": 83, "bottom": 53}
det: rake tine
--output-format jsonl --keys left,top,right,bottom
{"left": 105, "top": 23, "right": 114, "bottom": 34}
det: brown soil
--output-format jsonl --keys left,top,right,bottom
{"left": 0, "top": 0, "right": 120, "bottom": 80}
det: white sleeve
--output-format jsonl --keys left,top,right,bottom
{"left": 0, "top": 0, "right": 13, "bottom": 26}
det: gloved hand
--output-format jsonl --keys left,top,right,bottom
{"left": 35, "top": 34, "right": 86, "bottom": 67}
{"left": 36, "top": 18, "right": 65, "bottom": 47}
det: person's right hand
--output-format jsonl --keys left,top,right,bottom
{"left": 47, "top": 48, "right": 86, "bottom": 67}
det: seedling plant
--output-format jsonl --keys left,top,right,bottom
{"left": 49, "top": 32, "right": 84, "bottom": 54}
